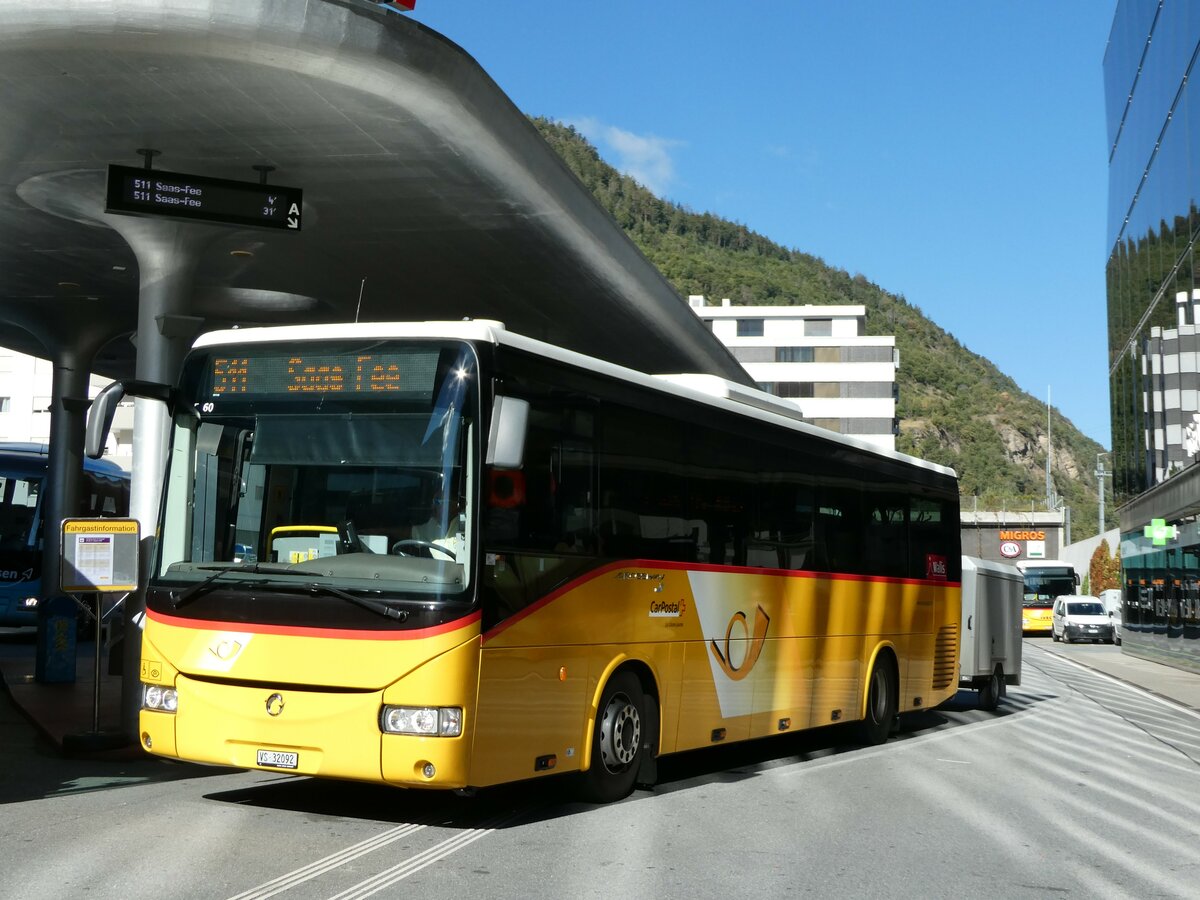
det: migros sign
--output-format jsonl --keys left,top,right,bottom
{"left": 998, "top": 529, "right": 1045, "bottom": 541}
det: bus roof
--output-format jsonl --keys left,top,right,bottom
{"left": 1015, "top": 559, "right": 1075, "bottom": 572}
{"left": 191, "top": 320, "right": 957, "bottom": 480}
{"left": 0, "top": 442, "right": 128, "bottom": 477}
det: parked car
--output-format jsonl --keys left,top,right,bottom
{"left": 1051, "top": 596, "right": 1114, "bottom": 644}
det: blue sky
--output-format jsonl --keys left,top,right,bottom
{"left": 407, "top": 1, "right": 1117, "bottom": 447}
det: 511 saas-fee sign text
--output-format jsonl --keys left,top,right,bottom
{"left": 105, "top": 165, "right": 302, "bottom": 231}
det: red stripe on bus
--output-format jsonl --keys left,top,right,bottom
{"left": 481, "top": 560, "right": 631, "bottom": 642}
{"left": 638, "top": 558, "right": 961, "bottom": 588}
{"left": 146, "top": 607, "right": 481, "bottom": 640}
{"left": 481, "top": 558, "right": 960, "bottom": 643}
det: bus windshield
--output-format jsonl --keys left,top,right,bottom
{"left": 155, "top": 340, "right": 479, "bottom": 604}
{"left": 1022, "top": 568, "right": 1076, "bottom": 607}
{"left": 0, "top": 469, "right": 40, "bottom": 553}
{"left": 0, "top": 443, "right": 130, "bottom": 626}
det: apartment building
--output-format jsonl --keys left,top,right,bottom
{"left": 688, "top": 296, "right": 898, "bottom": 451}
{"left": 0, "top": 347, "right": 133, "bottom": 471}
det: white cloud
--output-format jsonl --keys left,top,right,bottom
{"left": 570, "top": 117, "right": 682, "bottom": 196}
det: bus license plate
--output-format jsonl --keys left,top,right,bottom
{"left": 257, "top": 749, "right": 298, "bottom": 770}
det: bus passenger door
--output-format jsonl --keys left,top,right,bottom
{"left": 475, "top": 399, "right": 598, "bottom": 784}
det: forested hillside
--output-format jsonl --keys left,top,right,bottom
{"left": 533, "top": 118, "right": 1112, "bottom": 540}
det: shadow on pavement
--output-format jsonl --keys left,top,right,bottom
{"left": 0, "top": 631, "right": 229, "bottom": 805}
{"left": 201, "top": 699, "right": 1018, "bottom": 829}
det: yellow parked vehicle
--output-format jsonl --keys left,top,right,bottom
{"left": 1016, "top": 559, "right": 1079, "bottom": 633}
{"left": 90, "top": 321, "right": 963, "bottom": 802}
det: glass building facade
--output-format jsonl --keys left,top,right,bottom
{"left": 1106, "top": 0, "right": 1200, "bottom": 673}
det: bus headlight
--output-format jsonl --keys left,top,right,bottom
{"left": 380, "top": 705, "right": 462, "bottom": 737}
{"left": 19, "top": 596, "right": 38, "bottom": 610}
{"left": 142, "top": 683, "right": 178, "bottom": 713}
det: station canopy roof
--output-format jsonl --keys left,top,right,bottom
{"left": 0, "top": 0, "right": 750, "bottom": 386}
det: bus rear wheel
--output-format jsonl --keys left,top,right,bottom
{"left": 857, "top": 655, "right": 897, "bottom": 746}
{"left": 580, "top": 670, "right": 644, "bottom": 803}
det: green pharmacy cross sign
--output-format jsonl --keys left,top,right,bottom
{"left": 1144, "top": 518, "right": 1177, "bottom": 546}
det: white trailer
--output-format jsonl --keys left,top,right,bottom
{"left": 960, "top": 556, "right": 1023, "bottom": 710}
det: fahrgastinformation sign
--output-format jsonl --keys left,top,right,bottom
{"left": 105, "top": 165, "right": 303, "bottom": 231}
{"left": 60, "top": 518, "right": 140, "bottom": 593}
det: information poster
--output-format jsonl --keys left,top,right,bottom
{"left": 60, "top": 519, "right": 140, "bottom": 593}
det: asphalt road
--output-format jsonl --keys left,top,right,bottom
{"left": 2, "top": 639, "right": 1199, "bottom": 899}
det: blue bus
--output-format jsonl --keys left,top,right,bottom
{"left": 0, "top": 443, "right": 130, "bottom": 626}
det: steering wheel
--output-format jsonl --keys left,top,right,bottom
{"left": 391, "top": 539, "right": 456, "bottom": 561}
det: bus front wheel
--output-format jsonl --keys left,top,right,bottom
{"left": 857, "top": 655, "right": 897, "bottom": 746}
{"left": 581, "top": 670, "right": 644, "bottom": 803}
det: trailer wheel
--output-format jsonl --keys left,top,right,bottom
{"left": 978, "top": 664, "right": 1003, "bottom": 712}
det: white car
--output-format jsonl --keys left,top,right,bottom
{"left": 1051, "top": 596, "right": 1114, "bottom": 644}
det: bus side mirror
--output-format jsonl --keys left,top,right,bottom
{"left": 85, "top": 378, "right": 189, "bottom": 459}
{"left": 486, "top": 396, "right": 529, "bottom": 469}
{"left": 85, "top": 381, "right": 127, "bottom": 459}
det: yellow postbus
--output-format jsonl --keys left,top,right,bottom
{"left": 1015, "top": 559, "right": 1079, "bottom": 633}
{"left": 94, "top": 321, "right": 962, "bottom": 802}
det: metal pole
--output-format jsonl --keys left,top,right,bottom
{"left": 1046, "top": 386, "right": 1053, "bottom": 508}
{"left": 92, "top": 594, "right": 102, "bottom": 733}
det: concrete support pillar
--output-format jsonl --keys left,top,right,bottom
{"left": 114, "top": 224, "right": 210, "bottom": 740}
{"left": 40, "top": 350, "right": 91, "bottom": 595}
{"left": 28, "top": 328, "right": 122, "bottom": 683}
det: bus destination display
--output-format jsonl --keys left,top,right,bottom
{"left": 206, "top": 351, "right": 439, "bottom": 398}
{"left": 105, "top": 165, "right": 303, "bottom": 231}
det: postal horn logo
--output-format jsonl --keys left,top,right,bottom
{"left": 709, "top": 605, "right": 771, "bottom": 681}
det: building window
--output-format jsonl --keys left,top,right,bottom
{"left": 844, "top": 346, "right": 894, "bottom": 363}
{"left": 843, "top": 418, "right": 897, "bottom": 435}
{"left": 775, "top": 383, "right": 814, "bottom": 399}
{"left": 732, "top": 347, "right": 775, "bottom": 363}
{"left": 736, "top": 319, "right": 764, "bottom": 337}
{"left": 805, "top": 319, "right": 833, "bottom": 337}
{"left": 843, "top": 382, "right": 895, "bottom": 399}
{"left": 775, "top": 347, "right": 815, "bottom": 363}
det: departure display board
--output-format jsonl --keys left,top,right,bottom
{"left": 105, "top": 165, "right": 303, "bottom": 231}
{"left": 203, "top": 349, "right": 440, "bottom": 399}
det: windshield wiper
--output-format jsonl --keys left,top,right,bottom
{"left": 303, "top": 582, "right": 409, "bottom": 621}
{"left": 171, "top": 563, "right": 292, "bottom": 608}
{"left": 171, "top": 565, "right": 408, "bottom": 621}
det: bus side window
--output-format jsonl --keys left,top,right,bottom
{"left": 814, "top": 488, "right": 863, "bottom": 574}
{"left": 909, "top": 496, "right": 957, "bottom": 581}
{"left": 598, "top": 405, "right": 697, "bottom": 562}
{"left": 481, "top": 398, "right": 596, "bottom": 629}
{"left": 863, "top": 490, "right": 907, "bottom": 578}
{"left": 485, "top": 401, "right": 595, "bottom": 555}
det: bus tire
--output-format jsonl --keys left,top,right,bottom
{"left": 580, "top": 670, "right": 645, "bottom": 803}
{"left": 857, "top": 654, "right": 897, "bottom": 746}
{"left": 978, "top": 664, "right": 1003, "bottom": 712}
